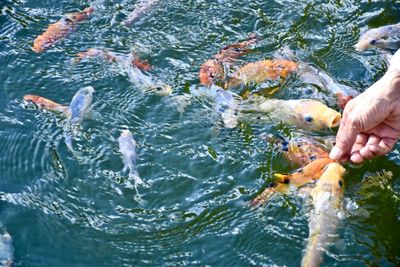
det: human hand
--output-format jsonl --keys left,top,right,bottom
{"left": 329, "top": 67, "right": 400, "bottom": 164}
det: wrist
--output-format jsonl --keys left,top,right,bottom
{"left": 386, "top": 69, "right": 400, "bottom": 97}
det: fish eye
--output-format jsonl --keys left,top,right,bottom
{"left": 338, "top": 180, "right": 343, "bottom": 187}
{"left": 304, "top": 115, "right": 313, "bottom": 123}
{"left": 155, "top": 86, "right": 163, "bottom": 91}
{"left": 370, "top": 39, "right": 377, "bottom": 45}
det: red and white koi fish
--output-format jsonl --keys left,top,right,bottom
{"left": 75, "top": 48, "right": 152, "bottom": 71}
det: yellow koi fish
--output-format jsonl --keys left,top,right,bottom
{"left": 301, "top": 163, "right": 345, "bottom": 267}
{"left": 243, "top": 96, "right": 341, "bottom": 131}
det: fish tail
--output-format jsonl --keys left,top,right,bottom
{"left": 129, "top": 170, "right": 145, "bottom": 187}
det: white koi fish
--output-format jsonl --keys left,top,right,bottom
{"left": 355, "top": 23, "right": 400, "bottom": 52}
{"left": 123, "top": 0, "right": 160, "bottom": 26}
{"left": 64, "top": 86, "right": 94, "bottom": 149}
{"left": 118, "top": 129, "right": 145, "bottom": 186}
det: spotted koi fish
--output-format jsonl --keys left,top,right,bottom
{"left": 32, "top": 7, "right": 94, "bottom": 53}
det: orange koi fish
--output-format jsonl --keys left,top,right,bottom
{"left": 32, "top": 7, "right": 94, "bottom": 53}
{"left": 75, "top": 48, "right": 152, "bottom": 71}
{"left": 225, "top": 59, "right": 298, "bottom": 89}
{"left": 199, "top": 34, "right": 258, "bottom": 86}
{"left": 251, "top": 157, "right": 334, "bottom": 207}
{"left": 23, "top": 95, "right": 68, "bottom": 113}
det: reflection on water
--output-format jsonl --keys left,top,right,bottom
{"left": 0, "top": 0, "right": 399, "bottom": 266}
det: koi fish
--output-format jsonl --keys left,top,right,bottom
{"left": 75, "top": 48, "right": 152, "bottom": 71}
{"left": 355, "top": 23, "right": 400, "bottom": 52}
{"left": 242, "top": 96, "right": 341, "bottom": 131}
{"left": 23, "top": 95, "right": 68, "bottom": 113}
{"left": 214, "top": 88, "right": 240, "bottom": 128}
{"left": 301, "top": 162, "right": 345, "bottom": 267}
{"left": 251, "top": 157, "right": 334, "bottom": 207}
{"left": 126, "top": 66, "right": 172, "bottom": 96}
{"left": 199, "top": 34, "right": 258, "bottom": 86}
{"left": 199, "top": 59, "right": 225, "bottom": 87}
{"left": 190, "top": 85, "right": 240, "bottom": 128}
{"left": 32, "top": 7, "right": 94, "bottom": 53}
{"left": 273, "top": 47, "right": 359, "bottom": 108}
{"left": 225, "top": 59, "right": 298, "bottom": 89}
{"left": 123, "top": 0, "right": 160, "bottom": 26}
{"left": 0, "top": 228, "right": 13, "bottom": 267}
{"left": 118, "top": 130, "right": 145, "bottom": 186}
{"left": 64, "top": 86, "right": 94, "bottom": 149}
{"left": 261, "top": 134, "right": 330, "bottom": 167}
{"left": 298, "top": 65, "right": 358, "bottom": 109}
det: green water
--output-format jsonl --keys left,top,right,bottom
{"left": 0, "top": 0, "right": 400, "bottom": 266}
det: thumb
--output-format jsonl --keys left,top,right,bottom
{"left": 330, "top": 117, "right": 360, "bottom": 160}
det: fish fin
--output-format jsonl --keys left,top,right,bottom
{"left": 250, "top": 182, "right": 289, "bottom": 207}
{"left": 129, "top": 171, "right": 149, "bottom": 188}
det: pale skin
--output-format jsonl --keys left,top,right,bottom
{"left": 330, "top": 64, "right": 400, "bottom": 164}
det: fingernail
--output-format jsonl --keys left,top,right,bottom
{"left": 329, "top": 146, "right": 342, "bottom": 160}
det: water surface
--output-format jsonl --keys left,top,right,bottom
{"left": 0, "top": 0, "right": 399, "bottom": 266}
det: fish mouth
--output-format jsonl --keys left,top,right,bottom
{"left": 354, "top": 42, "right": 366, "bottom": 52}
{"left": 154, "top": 85, "right": 173, "bottom": 96}
{"left": 322, "top": 110, "right": 341, "bottom": 128}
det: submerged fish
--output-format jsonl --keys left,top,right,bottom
{"left": 215, "top": 88, "right": 240, "bottom": 128}
{"left": 23, "top": 95, "right": 68, "bottom": 113}
{"left": 355, "top": 23, "right": 400, "bottom": 52}
{"left": 75, "top": 48, "right": 152, "bottom": 71}
{"left": 0, "top": 228, "right": 13, "bottom": 267}
{"left": 297, "top": 65, "right": 359, "bottom": 109}
{"left": 32, "top": 7, "right": 94, "bottom": 53}
{"left": 242, "top": 96, "right": 341, "bottom": 131}
{"left": 126, "top": 66, "right": 172, "bottom": 96}
{"left": 261, "top": 134, "right": 330, "bottom": 167}
{"left": 225, "top": 59, "right": 298, "bottom": 89}
{"left": 64, "top": 86, "right": 95, "bottom": 149}
{"left": 199, "top": 34, "right": 258, "bottom": 86}
{"left": 118, "top": 130, "right": 144, "bottom": 186}
{"left": 301, "top": 162, "right": 345, "bottom": 267}
{"left": 123, "top": 0, "right": 160, "bottom": 26}
{"left": 190, "top": 85, "right": 240, "bottom": 128}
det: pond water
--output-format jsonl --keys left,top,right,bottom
{"left": 0, "top": 0, "right": 399, "bottom": 266}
